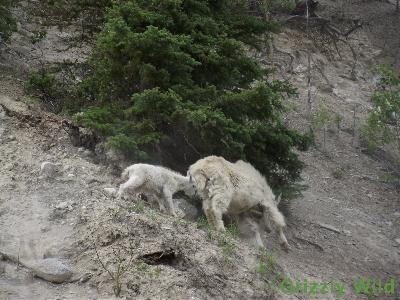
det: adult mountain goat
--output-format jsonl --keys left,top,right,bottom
{"left": 188, "top": 156, "right": 289, "bottom": 250}
{"left": 117, "top": 164, "right": 196, "bottom": 216}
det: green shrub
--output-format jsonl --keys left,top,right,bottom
{"left": 0, "top": 0, "right": 17, "bottom": 42}
{"left": 26, "top": 70, "right": 61, "bottom": 108}
{"left": 76, "top": 0, "right": 311, "bottom": 191}
{"left": 362, "top": 65, "right": 400, "bottom": 152}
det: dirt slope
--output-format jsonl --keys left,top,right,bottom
{"left": 1, "top": 1, "right": 399, "bottom": 299}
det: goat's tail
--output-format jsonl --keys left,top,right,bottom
{"left": 261, "top": 201, "right": 286, "bottom": 229}
{"left": 261, "top": 200, "right": 289, "bottom": 251}
{"left": 267, "top": 205, "right": 286, "bottom": 228}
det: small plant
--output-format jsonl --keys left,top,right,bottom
{"left": 30, "top": 30, "right": 47, "bottom": 44}
{"left": 128, "top": 200, "right": 145, "bottom": 214}
{"left": 135, "top": 260, "right": 162, "bottom": 279}
{"left": 147, "top": 210, "right": 159, "bottom": 221}
{"left": 311, "top": 106, "right": 332, "bottom": 150}
{"left": 362, "top": 65, "right": 400, "bottom": 153}
{"left": 227, "top": 221, "right": 239, "bottom": 237}
{"left": 334, "top": 114, "right": 343, "bottom": 132}
{"left": 196, "top": 216, "right": 215, "bottom": 239}
{"left": 216, "top": 231, "right": 236, "bottom": 258}
{"left": 332, "top": 168, "right": 344, "bottom": 179}
{"left": 256, "top": 248, "right": 283, "bottom": 292}
{"left": 257, "top": 248, "right": 276, "bottom": 276}
{"left": 93, "top": 240, "right": 135, "bottom": 297}
{"left": 377, "top": 171, "right": 395, "bottom": 183}
{"left": 196, "top": 216, "right": 236, "bottom": 258}
{"left": 26, "top": 69, "right": 68, "bottom": 112}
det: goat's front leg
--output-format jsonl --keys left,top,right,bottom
{"left": 117, "top": 175, "right": 143, "bottom": 200}
{"left": 202, "top": 199, "right": 215, "bottom": 227}
{"left": 208, "top": 191, "right": 231, "bottom": 232}
{"left": 162, "top": 187, "right": 176, "bottom": 217}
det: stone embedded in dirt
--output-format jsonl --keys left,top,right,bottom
{"left": 55, "top": 201, "right": 70, "bottom": 210}
{"left": 40, "top": 162, "right": 59, "bottom": 178}
{"left": 56, "top": 201, "right": 68, "bottom": 209}
{"left": 103, "top": 187, "right": 117, "bottom": 197}
{"left": 78, "top": 272, "right": 92, "bottom": 284}
{"left": 30, "top": 258, "right": 73, "bottom": 283}
{"left": 343, "top": 230, "right": 352, "bottom": 236}
{"left": 318, "top": 223, "right": 341, "bottom": 234}
{"left": 6, "top": 135, "right": 16, "bottom": 142}
{"left": 395, "top": 238, "right": 400, "bottom": 246}
{"left": 83, "top": 150, "right": 93, "bottom": 157}
{"left": 174, "top": 198, "right": 201, "bottom": 221}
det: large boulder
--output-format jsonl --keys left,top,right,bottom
{"left": 174, "top": 198, "right": 201, "bottom": 221}
{"left": 30, "top": 258, "right": 73, "bottom": 283}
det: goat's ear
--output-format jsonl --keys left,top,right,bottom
{"left": 276, "top": 193, "right": 282, "bottom": 205}
{"left": 192, "top": 171, "right": 207, "bottom": 190}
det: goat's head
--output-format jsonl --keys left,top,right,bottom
{"left": 187, "top": 167, "right": 210, "bottom": 194}
{"left": 181, "top": 175, "right": 197, "bottom": 197}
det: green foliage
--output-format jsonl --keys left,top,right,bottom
{"left": 26, "top": 70, "right": 62, "bottom": 108}
{"left": 257, "top": 248, "right": 284, "bottom": 293}
{"left": 30, "top": 30, "right": 47, "bottom": 44}
{"left": 311, "top": 106, "right": 331, "bottom": 133}
{"left": 227, "top": 221, "right": 239, "bottom": 237}
{"left": 260, "top": 0, "right": 296, "bottom": 13}
{"left": 26, "top": 61, "right": 88, "bottom": 113}
{"left": 128, "top": 200, "right": 145, "bottom": 213}
{"left": 196, "top": 216, "right": 236, "bottom": 258}
{"left": 333, "top": 113, "right": 343, "bottom": 130}
{"left": 362, "top": 65, "right": 400, "bottom": 152}
{"left": 257, "top": 248, "right": 276, "bottom": 276}
{"left": 76, "top": 0, "right": 310, "bottom": 191}
{"left": 0, "top": 0, "right": 17, "bottom": 42}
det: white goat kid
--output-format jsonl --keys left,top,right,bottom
{"left": 117, "top": 163, "right": 196, "bottom": 216}
{"left": 188, "top": 156, "right": 289, "bottom": 250}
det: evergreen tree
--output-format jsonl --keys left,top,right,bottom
{"left": 77, "top": 0, "right": 310, "bottom": 191}
{"left": 0, "top": 0, "right": 17, "bottom": 42}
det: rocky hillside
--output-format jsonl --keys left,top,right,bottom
{"left": 1, "top": 1, "right": 399, "bottom": 299}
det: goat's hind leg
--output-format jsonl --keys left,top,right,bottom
{"left": 261, "top": 202, "right": 289, "bottom": 251}
{"left": 117, "top": 175, "right": 143, "bottom": 200}
{"left": 162, "top": 187, "right": 176, "bottom": 217}
{"left": 241, "top": 212, "right": 264, "bottom": 248}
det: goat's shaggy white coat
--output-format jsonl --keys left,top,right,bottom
{"left": 117, "top": 163, "right": 196, "bottom": 216}
{"left": 188, "top": 156, "right": 289, "bottom": 249}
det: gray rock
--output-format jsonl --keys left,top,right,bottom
{"left": 40, "top": 162, "right": 59, "bottom": 178}
{"left": 30, "top": 258, "right": 73, "bottom": 283}
{"left": 79, "top": 272, "right": 92, "bottom": 284}
{"left": 175, "top": 198, "right": 201, "bottom": 221}
{"left": 55, "top": 201, "right": 71, "bottom": 210}
{"left": 343, "top": 230, "right": 352, "bottom": 236}
{"left": 6, "top": 135, "right": 16, "bottom": 142}
{"left": 104, "top": 187, "right": 117, "bottom": 197}
{"left": 82, "top": 150, "right": 93, "bottom": 157}
{"left": 318, "top": 223, "right": 341, "bottom": 234}
{"left": 395, "top": 238, "right": 400, "bottom": 246}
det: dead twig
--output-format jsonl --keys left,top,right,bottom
{"left": 293, "top": 236, "right": 324, "bottom": 252}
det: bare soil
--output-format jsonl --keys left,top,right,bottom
{"left": 0, "top": 1, "right": 399, "bottom": 299}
